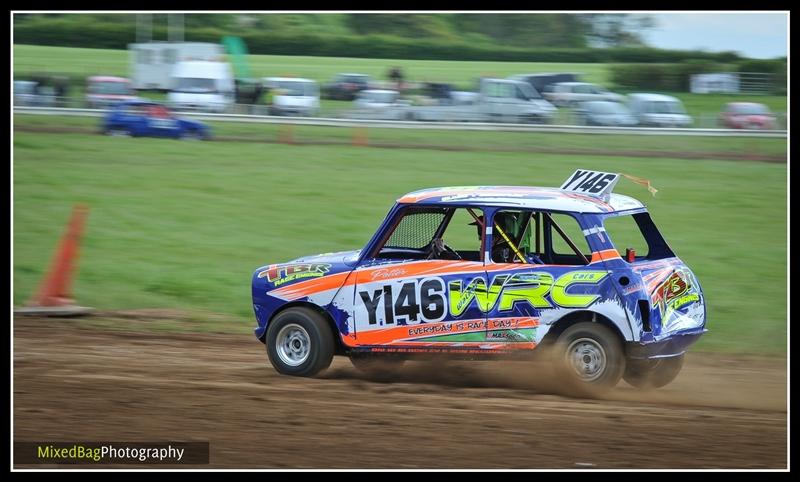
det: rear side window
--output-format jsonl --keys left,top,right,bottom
{"left": 603, "top": 212, "right": 675, "bottom": 262}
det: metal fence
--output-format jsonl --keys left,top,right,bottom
{"left": 13, "top": 95, "right": 788, "bottom": 132}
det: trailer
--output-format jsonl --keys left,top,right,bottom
{"left": 129, "top": 42, "right": 224, "bottom": 91}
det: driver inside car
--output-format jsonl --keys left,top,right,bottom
{"left": 470, "top": 212, "right": 544, "bottom": 264}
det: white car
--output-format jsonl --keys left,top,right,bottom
{"left": 627, "top": 93, "right": 693, "bottom": 128}
{"left": 544, "top": 82, "right": 624, "bottom": 107}
{"left": 264, "top": 77, "right": 320, "bottom": 117}
{"left": 351, "top": 89, "right": 411, "bottom": 120}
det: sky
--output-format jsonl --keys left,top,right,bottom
{"left": 642, "top": 12, "right": 788, "bottom": 59}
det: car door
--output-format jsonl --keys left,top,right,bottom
{"left": 483, "top": 210, "right": 613, "bottom": 352}
{"left": 144, "top": 105, "right": 180, "bottom": 137}
{"left": 350, "top": 206, "right": 491, "bottom": 353}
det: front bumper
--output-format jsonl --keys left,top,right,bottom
{"left": 625, "top": 328, "right": 707, "bottom": 359}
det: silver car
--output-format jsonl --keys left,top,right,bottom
{"left": 574, "top": 101, "right": 638, "bottom": 127}
{"left": 544, "top": 82, "right": 624, "bottom": 107}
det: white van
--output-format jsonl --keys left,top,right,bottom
{"left": 627, "top": 93, "right": 693, "bottom": 127}
{"left": 263, "top": 77, "right": 320, "bottom": 117}
{"left": 167, "top": 61, "right": 235, "bottom": 113}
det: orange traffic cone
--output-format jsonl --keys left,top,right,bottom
{"left": 352, "top": 127, "right": 369, "bottom": 147}
{"left": 16, "top": 204, "right": 93, "bottom": 316}
{"left": 278, "top": 124, "right": 294, "bottom": 144}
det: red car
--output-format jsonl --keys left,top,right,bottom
{"left": 86, "top": 76, "right": 138, "bottom": 109}
{"left": 719, "top": 102, "right": 777, "bottom": 130}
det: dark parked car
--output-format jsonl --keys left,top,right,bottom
{"left": 323, "top": 73, "right": 372, "bottom": 100}
{"left": 719, "top": 102, "right": 777, "bottom": 130}
{"left": 101, "top": 100, "right": 211, "bottom": 140}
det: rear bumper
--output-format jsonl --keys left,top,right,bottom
{"left": 625, "top": 328, "right": 707, "bottom": 359}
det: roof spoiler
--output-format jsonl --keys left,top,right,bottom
{"left": 560, "top": 169, "right": 620, "bottom": 202}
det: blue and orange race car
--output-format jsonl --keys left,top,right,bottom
{"left": 251, "top": 169, "right": 707, "bottom": 395}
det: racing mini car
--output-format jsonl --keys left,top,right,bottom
{"left": 101, "top": 100, "right": 211, "bottom": 140}
{"left": 251, "top": 169, "right": 707, "bottom": 395}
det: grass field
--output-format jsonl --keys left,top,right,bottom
{"left": 14, "top": 44, "right": 612, "bottom": 86}
{"left": 14, "top": 44, "right": 789, "bottom": 119}
{"left": 13, "top": 120, "right": 787, "bottom": 353}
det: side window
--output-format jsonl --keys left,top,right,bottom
{"left": 603, "top": 215, "right": 649, "bottom": 259}
{"left": 490, "top": 210, "right": 541, "bottom": 264}
{"left": 547, "top": 213, "right": 591, "bottom": 265}
{"left": 516, "top": 86, "right": 528, "bottom": 100}
{"left": 439, "top": 208, "right": 484, "bottom": 262}
{"left": 603, "top": 213, "right": 675, "bottom": 262}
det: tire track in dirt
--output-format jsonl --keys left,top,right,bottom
{"left": 13, "top": 318, "right": 787, "bottom": 469}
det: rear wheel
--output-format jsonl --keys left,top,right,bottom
{"left": 623, "top": 354, "right": 684, "bottom": 389}
{"left": 552, "top": 322, "right": 625, "bottom": 397}
{"left": 265, "top": 307, "right": 335, "bottom": 377}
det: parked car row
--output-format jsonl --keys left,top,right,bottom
{"left": 15, "top": 69, "right": 782, "bottom": 130}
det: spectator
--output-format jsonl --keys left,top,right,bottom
{"left": 388, "top": 66, "right": 405, "bottom": 92}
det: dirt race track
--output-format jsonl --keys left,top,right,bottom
{"left": 14, "top": 316, "right": 787, "bottom": 469}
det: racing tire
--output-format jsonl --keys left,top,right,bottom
{"left": 106, "top": 128, "right": 131, "bottom": 138}
{"left": 265, "top": 307, "right": 335, "bottom": 377}
{"left": 552, "top": 322, "right": 625, "bottom": 397}
{"left": 623, "top": 354, "right": 684, "bottom": 390}
{"left": 182, "top": 130, "right": 206, "bottom": 141}
{"left": 349, "top": 355, "right": 406, "bottom": 377}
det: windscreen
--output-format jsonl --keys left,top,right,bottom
{"left": 589, "top": 102, "right": 629, "bottom": 114}
{"left": 92, "top": 81, "right": 132, "bottom": 96}
{"left": 276, "top": 82, "right": 318, "bottom": 96}
{"left": 385, "top": 209, "right": 446, "bottom": 250}
{"left": 646, "top": 101, "right": 686, "bottom": 114}
{"left": 731, "top": 104, "right": 770, "bottom": 115}
{"left": 518, "top": 82, "right": 543, "bottom": 99}
{"left": 368, "top": 92, "right": 397, "bottom": 103}
{"left": 174, "top": 78, "right": 217, "bottom": 93}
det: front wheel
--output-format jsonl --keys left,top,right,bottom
{"left": 623, "top": 354, "right": 684, "bottom": 389}
{"left": 106, "top": 128, "right": 131, "bottom": 137}
{"left": 552, "top": 322, "right": 625, "bottom": 397}
{"left": 265, "top": 307, "right": 335, "bottom": 377}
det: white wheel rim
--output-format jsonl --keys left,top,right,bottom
{"left": 566, "top": 337, "right": 607, "bottom": 382}
{"left": 276, "top": 323, "right": 311, "bottom": 367}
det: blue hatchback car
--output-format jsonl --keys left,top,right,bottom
{"left": 101, "top": 100, "right": 211, "bottom": 140}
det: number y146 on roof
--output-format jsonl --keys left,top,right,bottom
{"left": 560, "top": 169, "right": 620, "bottom": 201}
